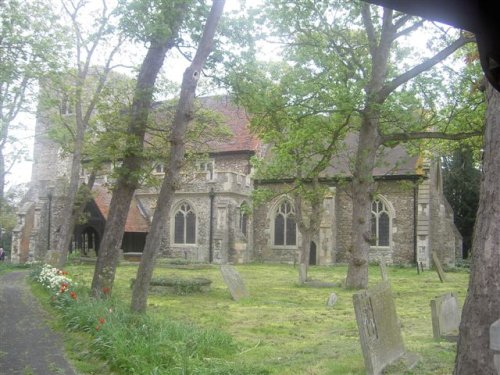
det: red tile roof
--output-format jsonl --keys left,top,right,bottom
{"left": 199, "top": 96, "right": 260, "bottom": 153}
{"left": 93, "top": 186, "right": 149, "bottom": 233}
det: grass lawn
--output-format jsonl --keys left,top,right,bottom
{"left": 60, "top": 262, "right": 468, "bottom": 374}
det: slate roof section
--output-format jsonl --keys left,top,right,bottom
{"left": 321, "top": 133, "right": 422, "bottom": 178}
{"left": 92, "top": 186, "right": 149, "bottom": 233}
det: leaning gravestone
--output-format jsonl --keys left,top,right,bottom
{"left": 432, "top": 252, "right": 446, "bottom": 283}
{"left": 379, "top": 260, "right": 388, "bottom": 281}
{"left": 430, "top": 292, "right": 460, "bottom": 341}
{"left": 220, "top": 264, "right": 249, "bottom": 301}
{"left": 353, "top": 281, "right": 418, "bottom": 375}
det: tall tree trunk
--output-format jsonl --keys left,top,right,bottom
{"left": 294, "top": 185, "right": 322, "bottom": 285}
{"left": 90, "top": 34, "right": 179, "bottom": 297}
{"left": 454, "top": 83, "right": 500, "bottom": 374}
{"left": 298, "top": 231, "right": 312, "bottom": 284}
{"left": 55, "top": 115, "right": 85, "bottom": 267}
{"left": 131, "top": 0, "right": 226, "bottom": 313}
{"left": 345, "top": 112, "right": 380, "bottom": 289}
{"left": 0, "top": 149, "right": 5, "bottom": 207}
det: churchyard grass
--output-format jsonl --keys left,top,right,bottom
{"left": 41, "top": 263, "right": 468, "bottom": 374}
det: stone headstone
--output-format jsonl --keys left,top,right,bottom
{"left": 490, "top": 319, "right": 500, "bottom": 374}
{"left": 379, "top": 260, "right": 388, "bottom": 281}
{"left": 430, "top": 292, "right": 460, "bottom": 341}
{"left": 353, "top": 281, "right": 417, "bottom": 375}
{"left": 432, "top": 252, "right": 446, "bottom": 282}
{"left": 220, "top": 264, "right": 249, "bottom": 301}
{"left": 326, "top": 293, "right": 338, "bottom": 308}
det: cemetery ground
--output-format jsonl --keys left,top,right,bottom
{"left": 4, "top": 262, "right": 469, "bottom": 374}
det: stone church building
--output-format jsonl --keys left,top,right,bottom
{"left": 11, "top": 96, "right": 461, "bottom": 269}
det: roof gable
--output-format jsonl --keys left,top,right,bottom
{"left": 93, "top": 186, "right": 149, "bottom": 233}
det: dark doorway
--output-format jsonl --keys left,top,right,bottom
{"left": 309, "top": 241, "right": 317, "bottom": 265}
{"left": 77, "top": 227, "right": 100, "bottom": 256}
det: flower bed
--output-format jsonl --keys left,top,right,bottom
{"left": 30, "top": 264, "right": 78, "bottom": 308}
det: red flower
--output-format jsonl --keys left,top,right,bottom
{"left": 98, "top": 317, "right": 105, "bottom": 325}
{"left": 60, "top": 282, "right": 69, "bottom": 293}
{"left": 102, "top": 287, "right": 110, "bottom": 295}
{"left": 70, "top": 291, "right": 77, "bottom": 300}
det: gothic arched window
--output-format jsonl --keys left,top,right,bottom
{"left": 274, "top": 200, "right": 296, "bottom": 246}
{"left": 240, "top": 202, "right": 248, "bottom": 237}
{"left": 371, "top": 197, "right": 391, "bottom": 247}
{"left": 174, "top": 203, "right": 196, "bottom": 244}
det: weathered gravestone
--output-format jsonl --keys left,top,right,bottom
{"left": 430, "top": 292, "right": 460, "bottom": 341}
{"left": 220, "top": 264, "right": 249, "bottom": 301}
{"left": 432, "top": 252, "right": 446, "bottom": 282}
{"left": 326, "top": 292, "right": 338, "bottom": 308}
{"left": 353, "top": 281, "right": 418, "bottom": 375}
{"left": 490, "top": 319, "right": 500, "bottom": 374}
{"left": 379, "top": 260, "right": 388, "bottom": 281}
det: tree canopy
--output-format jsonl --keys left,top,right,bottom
{"left": 229, "top": 0, "right": 483, "bottom": 288}
{"left": 0, "top": 0, "right": 68, "bottom": 204}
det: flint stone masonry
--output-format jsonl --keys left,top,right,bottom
{"left": 430, "top": 292, "right": 460, "bottom": 341}
{"left": 353, "top": 281, "right": 411, "bottom": 375}
{"left": 19, "top": 94, "right": 463, "bottom": 270}
{"left": 220, "top": 264, "right": 249, "bottom": 301}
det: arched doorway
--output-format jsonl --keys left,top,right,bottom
{"left": 309, "top": 241, "right": 317, "bottom": 265}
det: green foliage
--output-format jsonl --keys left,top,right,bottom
{"left": 117, "top": 0, "right": 196, "bottom": 44}
{"left": 0, "top": 0, "right": 69, "bottom": 200}
{"left": 442, "top": 147, "right": 481, "bottom": 256}
{"left": 230, "top": 0, "right": 483, "bottom": 185}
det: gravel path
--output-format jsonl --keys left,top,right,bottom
{"left": 0, "top": 271, "right": 77, "bottom": 375}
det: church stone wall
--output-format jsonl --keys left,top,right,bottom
{"left": 335, "top": 180, "right": 416, "bottom": 265}
{"left": 252, "top": 182, "right": 336, "bottom": 265}
{"left": 137, "top": 154, "right": 253, "bottom": 264}
{"left": 428, "top": 163, "right": 462, "bottom": 267}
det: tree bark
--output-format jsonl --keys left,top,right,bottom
{"left": 345, "top": 5, "right": 472, "bottom": 289}
{"left": 294, "top": 182, "right": 323, "bottom": 285}
{"left": 90, "top": 35, "right": 179, "bottom": 297}
{"left": 298, "top": 231, "right": 312, "bottom": 284}
{"left": 130, "top": 0, "right": 226, "bottom": 313}
{"left": 55, "top": 110, "right": 85, "bottom": 267}
{"left": 454, "top": 82, "right": 500, "bottom": 374}
{"left": 53, "top": 3, "right": 122, "bottom": 268}
{"left": 345, "top": 110, "right": 380, "bottom": 289}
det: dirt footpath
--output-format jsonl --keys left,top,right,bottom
{"left": 0, "top": 271, "right": 77, "bottom": 375}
